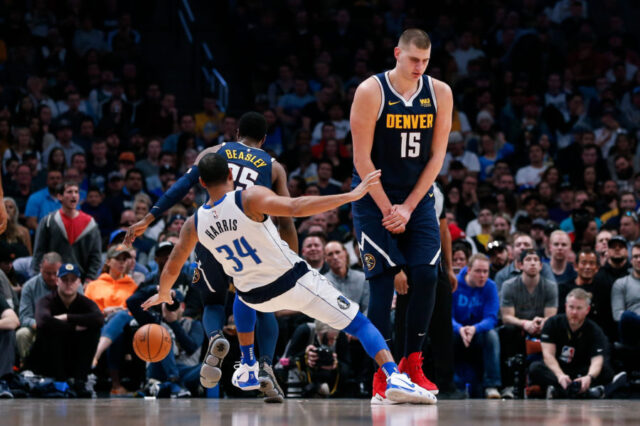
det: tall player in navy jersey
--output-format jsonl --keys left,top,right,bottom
{"left": 125, "top": 112, "right": 294, "bottom": 402}
{"left": 350, "top": 29, "right": 453, "bottom": 404}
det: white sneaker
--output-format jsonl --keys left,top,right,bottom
{"left": 232, "top": 361, "right": 260, "bottom": 391}
{"left": 200, "top": 331, "right": 230, "bottom": 388}
{"left": 385, "top": 372, "right": 437, "bottom": 405}
{"left": 370, "top": 393, "right": 399, "bottom": 405}
{"left": 485, "top": 387, "right": 501, "bottom": 399}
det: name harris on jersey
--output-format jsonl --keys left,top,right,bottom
{"left": 204, "top": 218, "right": 239, "bottom": 240}
{"left": 224, "top": 149, "right": 268, "bottom": 168}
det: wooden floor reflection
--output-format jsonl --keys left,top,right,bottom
{"left": 1, "top": 398, "right": 637, "bottom": 425}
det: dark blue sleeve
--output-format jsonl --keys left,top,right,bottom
{"left": 150, "top": 165, "right": 200, "bottom": 217}
{"left": 474, "top": 281, "right": 500, "bottom": 333}
{"left": 126, "top": 286, "right": 161, "bottom": 326}
{"left": 167, "top": 319, "right": 204, "bottom": 355}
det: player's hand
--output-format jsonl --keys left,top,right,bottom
{"left": 575, "top": 375, "right": 591, "bottom": 393}
{"left": 124, "top": 215, "right": 154, "bottom": 246}
{"left": 0, "top": 198, "right": 8, "bottom": 235}
{"left": 142, "top": 291, "right": 173, "bottom": 311}
{"left": 394, "top": 270, "right": 408, "bottom": 295}
{"left": 448, "top": 268, "right": 458, "bottom": 293}
{"left": 557, "top": 374, "right": 572, "bottom": 390}
{"left": 382, "top": 204, "right": 412, "bottom": 234}
{"left": 351, "top": 170, "right": 381, "bottom": 200}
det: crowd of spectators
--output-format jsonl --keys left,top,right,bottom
{"left": 0, "top": 0, "right": 639, "bottom": 399}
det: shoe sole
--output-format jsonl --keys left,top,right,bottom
{"left": 259, "top": 375, "right": 285, "bottom": 403}
{"left": 370, "top": 395, "right": 398, "bottom": 405}
{"left": 200, "top": 334, "right": 230, "bottom": 388}
{"left": 232, "top": 379, "right": 260, "bottom": 391}
{"left": 386, "top": 388, "right": 437, "bottom": 405}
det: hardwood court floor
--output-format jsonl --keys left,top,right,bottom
{"left": 1, "top": 398, "right": 637, "bottom": 425}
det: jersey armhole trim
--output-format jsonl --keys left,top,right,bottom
{"left": 428, "top": 76, "right": 438, "bottom": 112}
{"left": 373, "top": 76, "right": 385, "bottom": 121}
{"left": 234, "top": 190, "right": 244, "bottom": 213}
{"left": 193, "top": 208, "right": 198, "bottom": 231}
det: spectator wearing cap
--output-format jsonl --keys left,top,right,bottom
{"left": 546, "top": 230, "right": 577, "bottom": 284}
{"left": 28, "top": 263, "right": 103, "bottom": 388}
{"left": 452, "top": 254, "right": 501, "bottom": 399}
{"left": 16, "top": 252, "right": 63, "bottom": 363}
{"left": 43, "top": 118, "right": 85, "bottom": 167}
{"left": 85, "top": 244, "right": 138, "bottom": 395}
{"left": 611, "top": 241, "right": 640, "bottom": 348}
{"left": 500, "top": 249, "right": 558, "bottom": 397}
{"left": 24, "top": 169, "right": 63, "bottom": 230}
{"left": 515, "top": 144, "right": 548, "bottom": 188}
{"left": 117, "top": 151, "right": 136, "bottom": 176}
{"left": 0, "top": 286, "right": 19, "bottom": 377}
{"left": 591, "top": 235, "right": 630, "bottom": 342}
{"left": 31, "top": 181, "right": 102, "bottom": 282}
{"left": 495, "top": 233, "right": 557, "bottom": 292}
{"left": 166, "top": 214, "right": 187, "bottom": 234}
{"left": 439, "top": 131, "right": 480, "bottom": 182}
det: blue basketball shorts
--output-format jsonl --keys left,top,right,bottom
{"left": 191, "top": 242, "right": 229, "bottom": 305}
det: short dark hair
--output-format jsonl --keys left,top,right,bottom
{"left": 125, "top": 168, "right": 143, "bottom": 180}
{"left": 238, "top": 112, "right": 267, "bottom": 142}
{"left": 398, "top": 28, "right": 431, "bottom": 49}
{"left": 199, "top": 153, "right": 231, "bottom": 185}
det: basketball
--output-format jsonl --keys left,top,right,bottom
{"left": 132, "top": 324, "right": 172, "bottom": 363}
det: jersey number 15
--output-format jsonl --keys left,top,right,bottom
{"left": 400, "top": 132, "right": 421, "bottom": 158}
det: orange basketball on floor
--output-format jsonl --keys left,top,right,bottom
{"left": 133, "top": 323, "right": 172, "bottom": 362}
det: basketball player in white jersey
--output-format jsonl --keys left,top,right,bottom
{"left": 142, "top": 153, "right": 437, "bottom": 404}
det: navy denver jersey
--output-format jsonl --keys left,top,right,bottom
{"left": 352, "top": 71, "right": 437, "bottom": 192}
{"left": 220, "top": 141, "right": 273, "bottom": 189}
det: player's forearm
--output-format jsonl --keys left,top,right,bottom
{"left": 353, "top": 157, "right": 392, "bottom": 214}
{"left": 150, "top": 165, "right": 200, "bottom": 217}
{"left": 289, "top": 192, "right": 359, "bottom": 217}
{"left": 404, "top": 151, "right": 446, "bottom": 211}
{"left": 158, "top": 266, "right": 180, "bottom": 296}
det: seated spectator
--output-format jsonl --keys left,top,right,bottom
{"left": 495, "top": 233, "right": 556, "bottom": 292}
{"left": 452, "top": 240, "right": 472, "bottom": 274}
{"left": 313, "top": 160, "right": 342, "bottom": 196}
{"left": 547, "top": 230, "right": 577, "bottom": 283}
{"left": 1, "top": 197, "right": 32, "bottom": 255}
{"left": 29, "top": 263, "right": 103, "bottom": 394}
{"left": 0, "top": 293, "right": 19, "bottom": 377}
{"left": 24, "top": 169, "right": 63, "bottom": 231}
{"left": 31, "top": 181, "right": 102, "bottom": 282}
{"left": 439, "top": 131, "right": 480, "bottom": 181}
{"left": 500, "top": 249, "right": 558, "bottom": 398}
{"left": 84, "top": 244, "right": 138, "bottom": 395}
{"left": 592, "top": 235, "right": 630, "bottom": 342}
{"left": 611, "top": 242, "right": 640, "bottom": 347}
{"left": 43, "top": 118, "right": 85, "bottom": 167}
{"left": 16, "top": 252, "right": 62, "bottom": 364}
{"left": 81, "top": 186, "right": 114, "bottom": 241}
{"left": 283, "top": 320, "right": 352, "bottom": 397}
{"left": 127, "top": 288, "right": 204, "bottom": 397}
{"left": 595, "top": 230, "right": 612, "bottom": 267}
{"left": 558, "top": 249, "right": 599, "bottom": 314}
{"left": 452, "top": 254, "right": 501, "bottom": 399}
{"left": 301, "top": 234, "right": 329, "bottom": 274}
{"left": 323, "top": 241, "right": 368, "bottom": 314}
{"left": 515, "top": 144, "right": 548, "bottom": 188}
{"left": 529, "top": 289, "right": 623, "bottom": 399}
{"left": 487, "top": 240, "right": 509, "bottom": 280}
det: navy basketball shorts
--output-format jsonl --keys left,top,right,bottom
{"left": 191, "top": 242, "right": 229, "bottom": 305}
{"left": 351, "top": 187, "right": 441, "bottom": 279}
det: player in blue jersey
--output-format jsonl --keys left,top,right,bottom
{"left": 125, "top": 112, "right": 294, "bottom": 402}
{"left": 350, "top": 29, "right": 453, "bottom": 404}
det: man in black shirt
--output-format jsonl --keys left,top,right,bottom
{"left": 558, "top": 249, "right": 599, "bottom": 314}
{"left": 29, "top": 263, "right": 104, "bottom": 386}
{"left": 529, "top": 288, "right": 617, "bottom": 398}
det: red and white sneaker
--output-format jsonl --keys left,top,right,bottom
{"left": 398, "top": 352, "right": 439, "bottom": 395}
{"left": 370, "top": 367, "right": 397, "bottom": 405}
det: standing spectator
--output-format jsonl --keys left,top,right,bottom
{"left": 452, "top": 254, "right": 501, "bottom": 399}
{"left": 547, "top": 230, "right": 577, "bottom": 283}
{"left": 0, "top": 292, "right": 19, "bottom": 377}
{"left": 611, "top": 242, "right": 640, "bottom": 347}
{"left": 16, "top": 252, "right": 62, "bottom": 363}
{"left": 29, "top": 263, "right": 103, "bottom": 392}
{"left": 24, "top": 169, "right": 62, "bottom": 230}
{"left": 529, "top": 289, "right": 621, "bottom": 399}
{"left": 31, "top": 181, "right": 102, "bottom": 281}
{"left": 592, "top": 235, "right": 630, "bottom": 342}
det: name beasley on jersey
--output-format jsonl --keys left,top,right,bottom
{"left": 204, "top": 219, "right": 238, "bottom": 240}
{"left": 224, "top": 149, "right": 268, "bottom": 168}
{"left": 385, "top": 113, "right": 434, "bottom": 129}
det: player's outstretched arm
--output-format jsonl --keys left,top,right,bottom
{"left": 271, "top": 161, "right": 299, "bottom": 253}
{"left": 243, "top": 170, "right": 381, "bottom": 219}
{"left": 351, "top": 78, "right": 394, "bottom": 216}
{"left": 141, "top": 216, "right": 198, "bottom": 310}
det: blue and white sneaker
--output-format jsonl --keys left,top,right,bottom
{"left": 232, "top": 361, "right": 260, "bottom": 391}
{"left": 200, "top": 330, "right": 230, "bottom": 388}
{"left": 385, "top": 372, "right": 437, "bottom": 404}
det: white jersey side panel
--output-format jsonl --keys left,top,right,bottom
{"left": 195, "top": 190, "right": 301, "bottom": 292}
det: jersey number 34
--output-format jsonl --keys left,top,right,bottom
{"left": 215, "top": 237, "right": 262, "bottom": 272}
{"left": 400, "top": 132, "right": 421, "bottom": 158}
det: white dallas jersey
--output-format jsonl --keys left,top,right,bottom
{"left": 195, "top": 190, "right": 300, "bottom": 292}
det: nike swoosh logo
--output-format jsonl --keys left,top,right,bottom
{"left": 428, "top": 193, "right": 433, "bottom": 198}
{"left": 388, "top": 101, "right": 401, "bottom": 106}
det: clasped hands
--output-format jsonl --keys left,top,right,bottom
{"left": 382, "top": 204, "right": 412, "bottom": 234}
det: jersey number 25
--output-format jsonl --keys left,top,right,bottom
{"left": 229, "top": 163, "right": 259, "bottom": 189}
{"left": 400, "top": 132, "right": 421, "bottom": 158}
